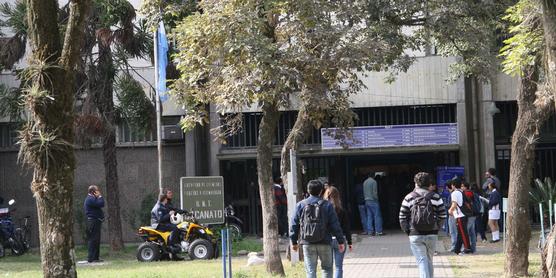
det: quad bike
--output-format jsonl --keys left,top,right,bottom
{"left": 136, "top": 211, "right": 218, "bottom": 262}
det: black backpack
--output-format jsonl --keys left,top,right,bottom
{"left": 410, "top": 191, "right": 436, "bottom": 231}
{"left": 459, "top": 190, "right": 474, "bottom": 217}
{"left": 300, "top": 200, "right": 327, "bottom": 243}
{"left": 464, "top": 190, "right": 482, "bottom": 217}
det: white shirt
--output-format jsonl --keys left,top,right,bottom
{"left": 450, "top": 190, "right": 465, "bottom": 219}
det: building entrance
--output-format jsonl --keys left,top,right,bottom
{"left": 344, "top": 151, "right": 458, "bottom": 231}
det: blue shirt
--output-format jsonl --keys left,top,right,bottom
{"left": 290, "top": 195, "right": 345, "bottom": 245}
{"left": 84, "top": 194, "right": 104, "bottom": 220}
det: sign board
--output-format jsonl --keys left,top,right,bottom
{"left": 503, "top": 198, "right": 508, "bottom": 213}
{"left": 321, "top": 123, "right": 458, "bottom": 150}
{"left": 180, "top": 176, "right": 225, "bottom": 225}
{"left": 436, "top": 166, "right": 465, "bottom": 198}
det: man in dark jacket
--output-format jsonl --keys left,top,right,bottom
{"left": 399, "top": 172, "right": 447, "bottom": 278}
{"left": 273, "top": 177, "right": 288, "bottom": 237}
{"left": 353, "top": 181, "right": 366, "bottom": 234}
{"left": 290, "top": 180, "right": 345, "bottom": 278}
{"left": 84, "top": 185, "right": 104, "bottom": 263}
{"left": 151, "top": 194, "right": 180, "bottom": 251}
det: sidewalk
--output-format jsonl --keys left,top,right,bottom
{"left": 343, "top": 232, "right": 454, "bottom": 278}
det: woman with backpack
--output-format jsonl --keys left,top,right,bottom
{"left": 471, "top": 183, "right": 488, "bottom": 243}
{"left": 323, "top": 186, "right": 352, "bottom": 278}
{"left": 487, "top": 183, "right": 502, "bottom": 243}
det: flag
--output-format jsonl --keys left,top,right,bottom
{"left": 157, "top": 21, "right": 169, "bottom": 102}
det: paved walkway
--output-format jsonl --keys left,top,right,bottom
{"left": 343, "top": 232, "right": 454, "bottom": 278}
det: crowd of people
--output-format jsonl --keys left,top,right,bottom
{"left": 81, "top": 167, "right": 503, "bottom": 277}
{"left": 283, "top": 167, "right": 503, "bottom": 278}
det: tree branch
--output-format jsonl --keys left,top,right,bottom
{"left": 60, "top": 0, "right": 90, "bottom": 70}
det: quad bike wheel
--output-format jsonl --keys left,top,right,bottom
{"left": 137, "top": 242, "right": 161, "bottom": 262}
{"left": 188, "top": 239, "right": 214, "bottom": 260}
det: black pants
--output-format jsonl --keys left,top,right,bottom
{"left": 86, "top": 219, "right": 102, "bottom": 262}
{"left": 277, "top": 205, "right": 288, "bottom": 236}
{"left": 157, "top": 223, "right": 180, "bottom": 246}
{"left": 455, "top": 216, "right": 471, "bottom": 254}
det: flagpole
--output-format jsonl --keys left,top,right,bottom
{"left": 154, "top": 28, "right": 163, "bottom": 196}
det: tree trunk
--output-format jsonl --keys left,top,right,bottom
{"left": 542, "top": 225, "right": 556, "bottom": 278}
{"left": 504, "top": 66, "right": 553, "bottom": 277}
{"left": 25, "top": 1, "right": 90, "bottom": 277}
{"left": 540, "top": 2, "right": 556, "bottom": 276}
{"left": 280, "top": 107, "right": 312, "bottom": 199}
{"left": 257, "top": 101, "right": 285, "bottom": 276}
{"left": 94, "top": 44, "right": 124, "bottom": 251}
{"left": 542, "top": 0, "right": 556, "bottom": 102}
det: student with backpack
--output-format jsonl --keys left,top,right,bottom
{"left": 290, "top": 180, "right": 346, "bottom": 278}
{"left": 399, "top": 172, "right": 447, "bottom": 278}
{"left": 447, "top": 181, "right": 472, "bottom": 255}
{"left": 323, "top": 186, "right": 352, "bottom": 278}
{"left": 462, "top": 182, "right": 481, "bottom": 253}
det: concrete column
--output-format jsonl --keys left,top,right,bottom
{"left": 208, "top": 104, "right": 221, "bottom": 176}
{"left": 185, "top": 130, "right": 196, "bottom": 176}
{"left": 479, "top": 81, "right": 497, "bottom": 176}
{"left": 456, "top": 77, "right": 472, "bottom": 181}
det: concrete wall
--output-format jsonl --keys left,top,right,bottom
{"left": 0, "top": 144, "right": 186, "bottom": 246}
{"left": 492, "top": 73, "right": 519, "bottom": 101}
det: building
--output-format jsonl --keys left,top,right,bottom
{"left": 1, "top": 1, "right": 556, "bottom": 243}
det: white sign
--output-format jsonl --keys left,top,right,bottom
{"left": 502, "top": 198, "right": 508, "bottom": 213}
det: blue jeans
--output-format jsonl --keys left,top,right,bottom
{"left": 302, "top": 244, "right": 333, "bottom": 278}
{"left": 409, "top": 235, "right": 437, "bottom": 278}
{"left": 332, "top": 238, "right": 345, "bottom": 278}
{"left": 365, "top": 200, "right": 383, "bottom": 234}
{"left": 466, "top": 216, "right": 477, "bottom": 253}
{"left": 357, "top": 204, "right": 367, "bottom": 232}
{"left": 448, "top": 216, "right": 457, "bottom": 252}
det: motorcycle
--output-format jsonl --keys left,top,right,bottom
{"left": 208, "top": 204, "right": 244, "bottom": 241}
{"left": 0, "top": 199, "right": 30, "bottom": 257}
{"left": 136, "top": 211, "right": 218, "bottom": 262}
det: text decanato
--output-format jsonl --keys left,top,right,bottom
{"left": 194, "top": 210, "right": 224, "bottom": 220}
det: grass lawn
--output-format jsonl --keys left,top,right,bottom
{"left": 444, "top": 230, "right": 543, "bottom": 278}
{"left": 0, "top": 238, "right": 305, "bottom": 278}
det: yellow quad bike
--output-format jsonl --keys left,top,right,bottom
{"left": 136, "top": 212, "right": 218, "bottom": 262}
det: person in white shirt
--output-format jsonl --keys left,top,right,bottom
{"left": 447, "top": 181, "right": 472, "bottom": 255}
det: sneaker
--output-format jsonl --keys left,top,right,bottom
{"left": 482, "top": 239, "right": 487, "bottom": 243}
{"left": 463, "top": 249, "right": 472, "bottom": 254}
{"left": 490, "top": 239, "right": 500, "bottom": 243}
{"left": 434, "top": 251, "right": 439, "bottom": 256}
{"left": 376, "top": 232, "right": 386, "bottom": 236}
{"left": 369, "top": 232, "right": 376, "bottom": 237}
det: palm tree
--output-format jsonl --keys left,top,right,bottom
{"left": 0, "top": 0, "right": 154, "bottom": 252}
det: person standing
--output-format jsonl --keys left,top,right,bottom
{"left": 482, "top": 168, "right": 501, "bottom": 192}
{"left": 323, "top": 186, "right": 352, "bottom": 278}
{"left": 448, "top": 181, "right": 472, "bottom": 255}
{"left": 290, "top": 180, "right": 345, "bottom": 278}
{"left": 273, "top": 177, "right": 288, "bottom": 237}
{"left": 471, "top": 183, "right": 488, "bottom": 242}
{"left": 446, "top": 180, "right": 458, "bottom": 252}
{"left": 487, "top": 183, "right": 502, "bottom": 243}
{"left": 353, "top": 181, "right": 367, "bottom": 234}
{"left": 84, "top": 185, "right": 105, "bottom": 263}
{"left": 363, "top": 172, "right": 383, "bottom": 236}
{"left": 462, "top": 182, "right": 479, "bottom": 253}
{"left": 400, "top": 172, "right": 447, "bottom": 278}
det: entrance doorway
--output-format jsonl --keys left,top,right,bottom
{"left": 344, "top": 151, "right": 458, "bottom": 231}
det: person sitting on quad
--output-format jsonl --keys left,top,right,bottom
{"left": 151, "top": 194, "right": 181, "bottom": 251}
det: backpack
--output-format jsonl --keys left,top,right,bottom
{"left": 410, "top": 191, "right": 436, "bottom": 231}
{"left": 300, "top": 200, "right": 328, "bottom": 243}
{"left": 459, "top": 190, "right": 474, "bottom": 217}
{"left": 467, "top": 191, "right": 482, "bottom": 216}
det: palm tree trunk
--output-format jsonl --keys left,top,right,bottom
{"left": 95, "top": 43, "right": 124, "bottom": 251}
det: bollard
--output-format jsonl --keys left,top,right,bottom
{"left": 222, "top": 229, "right": 227, "bottom": 278}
